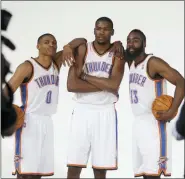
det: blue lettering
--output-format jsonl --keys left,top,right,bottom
{"left": 35, "top": 75, "right": 59, "bottom": 88}
{"left": 129, "top": 73, "right": 147, "bottom": 87}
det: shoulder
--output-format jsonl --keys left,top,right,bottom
{"left": 16, "top": 60, "right": 33, "bottom": 73}
{"left": 148, "top": 56, "right": 169, "bottom": 67}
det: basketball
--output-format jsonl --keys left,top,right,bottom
{"left": 152, "top": 95, "right": 178, "bottom": 120}
{"left": 13, "top": 104, "right": 25, "bottom": 130}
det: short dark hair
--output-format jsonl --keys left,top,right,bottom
{"left": 95, "top": 17, "right": 113, "bottom": 29}
{"left": 130, "top": 29, "right": 146, "bottom": 42}
{"left": 37, "top": 33, "right": 55, "bottom": 44}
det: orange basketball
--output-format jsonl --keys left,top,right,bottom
{"left": 152, "top": 95, "right": 178, "bottom": 120}
{"left": 13, "top": 104, "right": 25, "bottom": 130}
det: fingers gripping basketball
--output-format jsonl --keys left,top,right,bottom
{"left": 152, "top": 95, "right": 178, "bottom": 120}
{"left": 13, "top": 104, "right": 25, "bottom": 130}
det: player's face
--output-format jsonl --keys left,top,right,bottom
{"left": 126, "top": 32, "right": 144, "bottom": 59}
{"left": 37, "top": 35, "right": 57, "bottom": 57}
{"left": 94, "top": 21, "right": 114, "bottom": 45}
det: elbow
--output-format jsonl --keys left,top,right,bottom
{"left": 67, "top": 80, "right": 77, "bottom": 92}
{"left": 79, "top": 38, "right": 87, "bottom": 43}
{"left": 67, "top": 82, "right": 74, "bottom": 92}
{"left": 74, "top": 38, "right": 87, "bottom": 45}
{"left": 176, "top": 78, "right": 185, "bottom": 95}
{"left": 177, "top": 77, "right": 185, "bottom": 89}
{"left": 109, "top": 84, "right": 119, "bottom": 93}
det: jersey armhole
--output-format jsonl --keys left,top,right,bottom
{"left": 22, "top": 60, "right": 34, "bottom": 84}
{"left": 146, "top": 57, "right": 164, "bottom": 81}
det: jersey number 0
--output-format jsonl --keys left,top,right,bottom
{"left": 46, "top": 91, "right": 52, "bottom": 104}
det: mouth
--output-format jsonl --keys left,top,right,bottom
{"left": 97, "top": 37, "right": 105, "bottom": 40}
{"left": 47, "top": 48, "right": 55, "bottom": 53}
{"left": 127, "top": 48, "right": 136, "bottom": 54}
{"left": 129, "top": 48, "right": 135, "bottom": 52}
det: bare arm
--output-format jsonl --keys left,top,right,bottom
{"left": 3, "top": 61, "right": 33, "bottom": 95}
{"left": 67, "top": 44, "right": 102, "bottom": 93}
{"left": 149, "top": 57, "right": 185, "bottom": 113}
{"left": 54, "top": 38, "right": 87, "bottom": 68}
{"left": 83, "top": 57, "right": 125, "bottom": 93}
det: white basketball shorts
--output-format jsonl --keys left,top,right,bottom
{"left": 12, "top": 113, "right": 54, "bottom": 176}
{"left": 67, "top": 103, "right": 118, "bottom": 170}
{"left": 132, "top": 113, "right": 172, "bottom": 177}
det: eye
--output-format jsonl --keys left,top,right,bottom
{"left": 133, "top": 39, "right": 140, "bottom": 43}
{"left": 104, "top": 28, "right": 111, "bottom": 32}
{"left": 96, "top": 27, "right": 101, "bottom": 31}
{"left": 44, "top": 40, "right": 49, "bottom": 44}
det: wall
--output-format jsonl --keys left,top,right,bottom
{"left": 2, "top": 1, "right": 184, "bottom": 178}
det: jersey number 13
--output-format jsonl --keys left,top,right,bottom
{"left": 130, "top": 89, "right": 138, "bottom": 104}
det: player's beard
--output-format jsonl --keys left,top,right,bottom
{"left": 126, "top": 44, "right": 143, "bottom": 61}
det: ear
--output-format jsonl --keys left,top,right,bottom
{"left": 94, "top": 28, "right": 96, "bottom": 35}
{"left": 37, "top": 44, "right": 40, "bottom": 50}
{"left": 111, "top": 29, "right": 114, "bottom": 36}
{"left": 143, "top": 41, "right": 146, "bottom": 48}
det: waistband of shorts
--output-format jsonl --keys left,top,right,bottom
{"left": 134, "top": 112, "right": 154, "bottom": 119}
{"left": 75, "top": 102, "right": 115, "bottom": 110}
{"left": 25, "top": 112, "right": 52, "bottom": 118}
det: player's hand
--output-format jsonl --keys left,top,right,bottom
{"left": 110, "top": 41, "right": 124, "bottom": 60}
{"left": 62, "top": 45, "right": 75, "bottom": 67}
{"left": 80, "top": 72, "right": 86, "bottom": 80}
{"left": 156, "top": 110, "right": 176, "bottom": 122}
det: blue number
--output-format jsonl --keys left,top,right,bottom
{"left": 46, "top": 91, "right": 52, "bottom": 104}
{"left": 130, "top": 89, "right": 138, "bottom": 104}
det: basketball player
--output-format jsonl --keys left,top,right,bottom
{"left": 126, "top": 29, "right": 184, "bottom": 179}
{"left": 4, "top": 33, "right": 87, "bottom": 179}
{"left": 66, "top": 17, "right": 125, "bottom": 179}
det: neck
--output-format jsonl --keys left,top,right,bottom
{"left": 93, "top": 40, "right": 111, "bottom": 51}
{"left": 36, "top": 54, "right": 52, "bottom": 67}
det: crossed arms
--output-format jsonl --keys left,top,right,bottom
{"left": 67, "top": 44, "right": 125, "bottom": 94}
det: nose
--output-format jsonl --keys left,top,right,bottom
{"left": 127, "top": 40, "right": 133, "bottom": 46}
{"left": 127, "top": 42, "right": 134, "bottom": 48}
{"left": 100, "top": 29, "right": 105, "bottom": 35}
{"left": 49, "top": 42, "right": 55, "bottom": 47}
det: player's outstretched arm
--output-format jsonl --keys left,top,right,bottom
{"left": 149, "top": 57, "right": 185, "bottom": 120}
{"left": 54, "top": 38, "right": 87, "bottom": 68}
{"left": 81, "top": 57, "right": 125, "bottom": 94}
{"left": 3, "top": 61, "right": 33, "bottom": 95}
{"left": 67, "top": 44, "right": 102, "bottom": 93}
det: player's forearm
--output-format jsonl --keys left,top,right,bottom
{"left": 67, "top": 78, "right": 102, "bottom": 93}
{"left": 170, "top": 78, "right": 185, "bottom": 113}
{"left": 67, "top": 38, "right": 87, "bottom": 49}
{"left": 54, "top": 38, "right": 87, "bottom": 63}
{"left": 84, "top": 74, "right": 118, "bottom": 93}
{"left": 67, "top": 67, "right": 101, "bottom": 93}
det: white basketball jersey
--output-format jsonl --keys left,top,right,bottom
{"left": 129, "top": 55, "right": 167, "bottom": 116}
{"left": 20, "top": 58, "right": 59, "bottom": 115}
{"left": 74, "top": 42, "right": 118, "bottom": 105}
